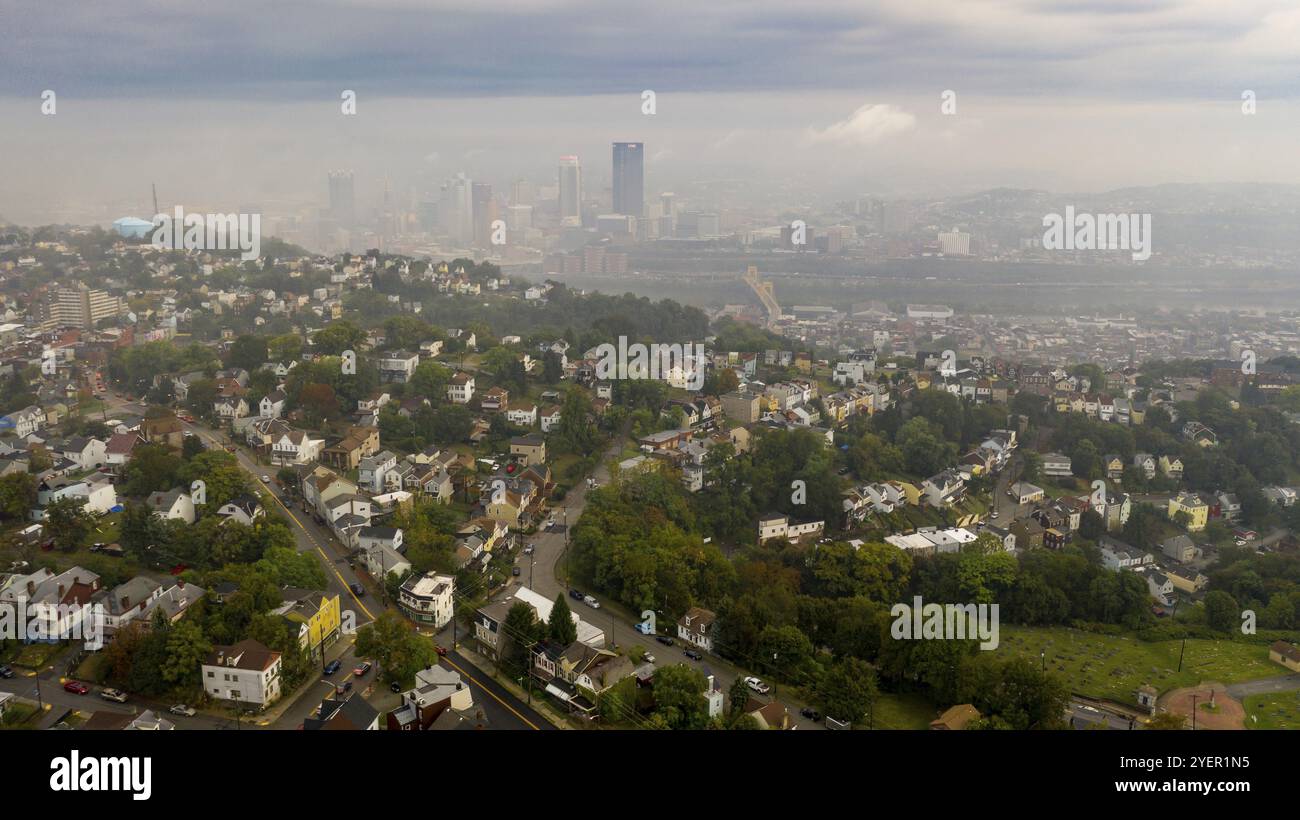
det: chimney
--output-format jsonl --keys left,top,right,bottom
{"left": 26, "top": 580, "right": 35, "bottom": 596}
{"left": 176, "top": 579, "right": 185, "bottom": 590}
{"left": 57, "top": 584, "right": 65, "bottom": 599}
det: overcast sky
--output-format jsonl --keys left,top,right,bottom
{"left": 2, "top": 0, "right": 1299, "bottom": 223}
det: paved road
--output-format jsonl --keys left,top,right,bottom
{"left": 1226, "top": 672, "right": 1300, "bottom": 699}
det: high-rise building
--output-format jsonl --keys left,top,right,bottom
{"left": 512, "top": 179, "right": 535, "bottom": 207}
{"left": 34, "top": 282, "right": 125, "bottom": 331}
{"left": 439, "top": 173, "right": 473, "bottom": 244}
{"left": 557, "top": 156, "right": 582, "bottom": 227}
{"left": 328, "top": 171, "right": 355, "bottom": 226}
{"left": 472, "top": 182, "right": 496, "bottom": 246}
{"left": 611, "top": 142, "right": 644, "bottom": 218}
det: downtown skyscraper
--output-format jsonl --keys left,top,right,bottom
{"left": 558, "top": 155, "right": 582, "bottom": 226}
{"left": 611, "top": 142, "right": 643, "bottom": 217}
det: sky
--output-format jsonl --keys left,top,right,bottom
{"left": 2, "top": 0, "right": 1299, "bottom": 223}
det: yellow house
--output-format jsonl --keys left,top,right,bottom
{"left": 1130, "top": 406, "right": 1146, "bottom": 425}
{"left": 889, "top": 480, "right": 923, "bottom": 506}
{"left": 914, "top": 372, "right": 932, "bottom": 391}
{"left": 285, "top": 593, "right": 342, "bottom": 661}
{"left": 1158, "top": 454, "right": 1183, "bottom": 479}
{"left": 1270, "top": 641, "right": 1300, "bottom": 673}
{"left": 1167, "top": 492, "right": 1208, "bottom": 532}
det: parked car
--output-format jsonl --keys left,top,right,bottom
{"left": 390, "top": 681, "right": 402, "bottom": 693}
{"left": 435, "top": 645, "right": 448, "bottom": 657}
{"left": 349, "top": 583, "right": 366, "bottom": 597}
{"left": 323, "top": 659, "right": 342, "bottom": 676}
{"left": 568, "top": 588, "right": 584, "bottom": 601}
{"left": 63, "top": 680, "right": 89, "bottom": 695}
{"left": 100, "top": 688, "right": 128, "bottom": 703}
{"left": 656, "top": 636, "right": 675, "bottom": 647}
{"left": 260, "top": 475, "right": 271, "bottom": 483}
{"left": 523, "top": 545, "right": 534, "bottom": 555}
{"left": 512, "top": 566, "right": 521, "bottom": 576}
{"left": 642, "top": 653, "right": 656, "bottom": 664}
{"left": 0, "top": 664, "right": 13, "bottom": 679}
{"left": 335, "top": 680, "right": 353, "bottom": 695}
{"left": 353, "top": 661, "right": 373, "bottom": 677}
{"left": 744, "top": 676, "right": 771, "bottom": 695}
{"left": 634, "top": 621, "right": 654, "bottom": 635}
{"left": 800, "top": 707, "right": 822, "bottom": 722}
{"left": 582, "top": 594, "right": 600, "bottom": 609}
{"left": 169, "top": 704, "right": 197, "bottom": 717}
{"left": 683, "top": 649, "right": 702, "bottom": 661}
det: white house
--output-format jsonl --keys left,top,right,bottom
{"left": 202, "top": 639, "right": 283, "bottom": 708}
{"left": 446, "top": 372, "right": 475, "bottom": 404}
{"left": 271, "top": 430, "right": 325, "bottom": 466}
{"left": 397, "top": 572, "right": 455, "bottom": 627}
{"left": 259, "top": 390, "right": 286, "bottom": 419}
{"left": 147, "top": 488, "right": 196, "bottom": 524}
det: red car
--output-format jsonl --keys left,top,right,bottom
{"left": 435, "top": 645, "right": 448, "bottom": 657}
{"left": 63, "top": 680, "right": 89, "bottom": 695}
{"left": 353, "top": 661, "right": 372, "bottom": 677}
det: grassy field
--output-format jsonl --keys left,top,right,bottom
{"left": 871, "top": 692, "right": 937, "bottom": 730}
{"left": 997, "top": 625, "right": 1283, "bottom": 702}
{"left": 0, "top": 701, "right": 42, "bottom": 729}
{"left": 1242, "top": 690, "right": 1300, "bottom": 729}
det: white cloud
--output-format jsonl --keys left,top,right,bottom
{"left": 805, "top": 103, "right": 916, "bottom": 146}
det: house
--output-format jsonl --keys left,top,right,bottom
{"left": 1182, "top": 421, "right": 1217, "bottom": 447}
{"left": 1103, "top": 454, "right": 1124, "bottom": 480}
{"left": 446, "top": 372, "right": 475, "bottom": 404}
{"left": 540, "top": 406, "right": 562, "bottom": 433}
{"left": 1042, "top": 452, "right": 1073, "bottom": 478}
{"left": 1009, "top": 481, "right": 1044, "bottom": 505}
{"left": 259, "top": 389, "right": 286, "bottom": 419}
{"left": 1132, "top": 453, "right": 1157, "bottom": 480}
{"left": 359, "top": 450, "right": 400, "bottom": 493}
{"left": 357, "top": 526, "right": 410, "bottom": 580}
{"left": 0, "top": 566, "right": 102, "bottom": 646}
{"left": 387, "top": 664, "right": 474, "bottom": 731}
{"left": 1161, "top": 534, "right": 1201, "bottom": 564}
{"left": 278, "top": 592, "right": 342, "bottom": 662}
{"left": 216, "top": 494, "right": 264, "bottom": 525}
{"left": 757, "top": 513, "right": 824, "bottom": 544}
{"left": 201, "top": 639, "right": 283, "bottom": 708}
{"left": 1217, "top": 492, "right": 1242, "bottom": 521}
{"left": 930, "top": 704, "right": 981, "bottom": 730}
{"left": 1158, "top": 454, "right": 1184, "bottom": 480}
{"left": 147, "top": 488, "right": 196, "bottom": 524}
{"left": 742, "top": 697, "right": 792, "bottom": 730}
{"left": 214, "top": 396, "right": 250, "bottom": 420}
{"left": 59, "top": 437, "right": 107, "bottom": 470}
{"left": 1163, "top": 565, "right": 1207, "bottom": 595}
{"left": 474, "top": 586, "right": 604, "bottom": 661}
{"left": 510, "top": 435, "right": 547, "bottom": 467}
{"left": 270, "top": 429, "right": 325, "bottom": 466}
{"left": 480, "top": 386, "right": 509, "bottom": 412}
{"left": 1, "top": 405, "right": 45, "bottom": 438}
{"left": 677, "top": 606, "right": 717, "bottom": 652}
{"left": 1143, "top": 570, "right": 1175, "bottom": 606}
{"left": 303, "top": 694, "right": 380, "bottom": 730}
{"left": 922, "top": 470, "right": 966, "bottom": 508}
{"left": 378, "top": 350, "right": 420, "bottom": 383}
{"left": 506, "top": 402, "right": 538, "bottom": 428}
{"left": 104, "top": 431, "right": 144, "bottom": 466}
{"left": 397, "top": 573, "right": 455, "bottom": 627}
{"left": 1269, "top": 640, "right": 1300, "bottom": 673}
{"left": 322, "top": 428, "right": 378, "bottom": 471}
{"left": 1097, "top": 536, "right": 1153, "bottom": 571}
{"left": 1167, "top": 492, "right": 1208, "bottom": 532}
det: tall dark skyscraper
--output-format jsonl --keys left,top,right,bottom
{"left": 611, "top": 142, "right": 644, "bottom": 217}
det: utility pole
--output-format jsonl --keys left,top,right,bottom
{"left": 1190, "top": 694, "right": 1198, "bottom": 730}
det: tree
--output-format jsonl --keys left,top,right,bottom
{"left": 160, "top": 621, "right": 211, "bottom": 687}
{"left": 120, "top": 444, "right": 182, "bottom": 497}
{"left": 817, "top": 657, "right": 879, "bottom": 725}
{"left": 313, "top": 320, "right": 366, "bottom": 355}
{"left": 227, "top": 334, "right": 269, "bottom": 371}
{"left": 45, "top": 497, "right": 92, "bottom": 551}
{"left": 297, "top": 383, "right": 340, "bottom": 424}
{"left": 501, "top": 602, "right": 544, "bottom": 670}
{"left": 354, "top": 611, "right": 439, "bottom": 685}
{"left": 1203, "top": 590, "right": 1239, "bottom": 632}
{"left": 727, "top": 676, "right": 751, "bottom": 723}
{"left": 548, "top": 594, "right": 578, "bottom": 645}
{"left": 409, "top": 360, "right": 451, "bottom": 402}
{"left": 0, "top": 473, "right": 37, "bottom": 521}
{"left": 650, "top": 663, "right": 710, "bottom": 729}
